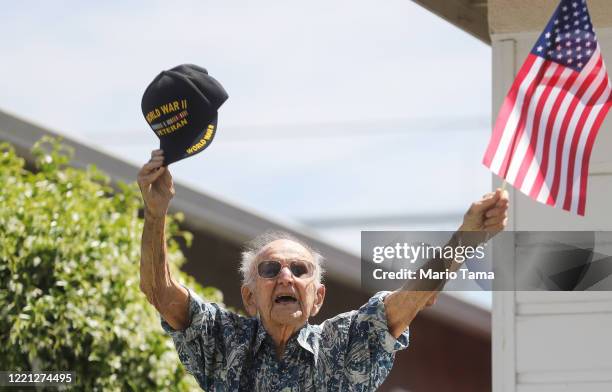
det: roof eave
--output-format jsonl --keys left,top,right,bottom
{"left": 411, "top": 0, "right": 490, "bottom": 45}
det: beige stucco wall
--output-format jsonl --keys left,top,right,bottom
{"left": 490, "top": 0, "right": 612, "bottom": 34}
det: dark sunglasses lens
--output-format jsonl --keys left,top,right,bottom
{"left": 290, "top": 262, "right": 310, "bottom": 278}
{"left": 258, "top": 261, "right": 281, "bottom": 278}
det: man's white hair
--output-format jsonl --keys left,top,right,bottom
{"left": 239, "top": 230, "right": 325, "bottom": 288}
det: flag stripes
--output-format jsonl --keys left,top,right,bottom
{"left": 484, "top": 49, "right": 611, "bottom": 215}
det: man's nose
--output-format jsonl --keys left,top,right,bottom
{"left": 276, "top": 266, "right": 294, "bottom": 284}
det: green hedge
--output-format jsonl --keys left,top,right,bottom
{"left": 0, "top": 136, "right": 221, "bottom": 391}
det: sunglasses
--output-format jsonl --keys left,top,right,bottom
{"left": 257, "top": 260, "right": 314, "bottom": 279}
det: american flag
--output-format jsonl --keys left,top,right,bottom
{"left": 483, "top": 0, "right": 612, "bottom": 215}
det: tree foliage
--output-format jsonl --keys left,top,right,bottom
{"left": 0, "top": 136, "right": 222, "bottom": 391}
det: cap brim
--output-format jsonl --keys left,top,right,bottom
{"left": 161, "top": 113, "right": 218, "bottom": 166}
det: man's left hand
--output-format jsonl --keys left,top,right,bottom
{"left": 459, "top": 188, "right": 509, "bottom": 239}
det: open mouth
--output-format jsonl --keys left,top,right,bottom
{"left": 274, "top": 294, "right": 298, "bottom": 304}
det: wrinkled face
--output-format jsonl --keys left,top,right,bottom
{"left": 241, "top": 239, "right": 325, "bottom": 330}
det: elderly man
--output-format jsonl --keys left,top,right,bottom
{"left": 138, "top": 149, "right": 509, "bottom": 391}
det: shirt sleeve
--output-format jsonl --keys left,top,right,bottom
{"left": 159, "top": 287, "right": 245, "bottom": 390}
{"left": 344, "top": 291, "right": 410, "bottom": 389}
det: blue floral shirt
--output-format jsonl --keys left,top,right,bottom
{"left": 160, "top": 290, "right": 410, "bottom": 391}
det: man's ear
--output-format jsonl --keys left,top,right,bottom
{"left": 241, "top": 285, "right": 258, "bottom": 317}
{"left": 310, "top": 284, "right": 326, "bottom": 317}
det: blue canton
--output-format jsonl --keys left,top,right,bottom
{"left": 161, "top": 290, "right": 410, "bottom": 391}
{"left": 532, "top": 0, "right": 597, "bottom": 71}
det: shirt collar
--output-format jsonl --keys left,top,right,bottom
{"left": 253, "top": 319, "right": 317, "bottom": 357}
{"left": 253, "top": 318, "right": 268, "bottom": 354}
{"left": 296, "top": 323, "right": 316, "bottom": 356}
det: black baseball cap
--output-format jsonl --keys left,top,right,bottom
{"left": 141, "top": 64, "right": 228, "bottom": 165}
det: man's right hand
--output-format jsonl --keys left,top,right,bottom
{"left": 137, "top": 149, "right": 174, "bottom": 218}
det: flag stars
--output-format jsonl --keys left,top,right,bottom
{"left": 537, "top": 3, "right": 598, "bottom": 66}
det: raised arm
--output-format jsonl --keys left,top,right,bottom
{"left": 137, "top": 149, "right": 189, "bottom": 330}
{"left": 384, "top": 189, "right": 509, "bottom": 338}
